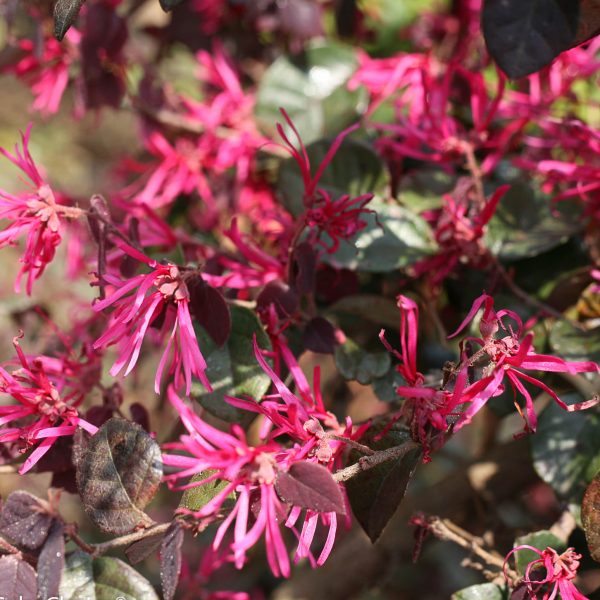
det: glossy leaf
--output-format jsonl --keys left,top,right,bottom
{"left": 0, "top": 491, "right": 53, "bottom": 550}
{"left": 549, "top": 322, "right": 600, "bottom": 364}
{"left": 278, "top": 137, "right": 389, "bottom": 216}
{"left": 53, "top": 0, "right": 86, "bottom": 40}
{"left": 60, "top": 552, "right": 160, "bottom": 600}
{"left": 191, "top": 305, "right": 271, "bottom": 423}
{"left": 179, "top": 470, "right": 237, "bottom": 512}
{"left": 345, "top": 426, "right": 420, "bottom": 542}
{"left": 452, "top": 583, "right": 507, "bottom": 600}
{"left": 482, "top": 0, "right": 579, "bottom": 78}
{"left": 76, "top": 418, "right": 163, "bottom": 534}
{"left": 275, "top": 461, "right": 345, "bottom": 514}
{"left": 256, "top": 41, "right": 365, "bottom": 146}
{"left": 0, "top": 555, "right": 36, "bottom": 600}
{"left": 37, "top": 520, "right": 66, "bottom": 600}
{"left": 512, "top": 531, "right": 565, "bottom": 576}
{"left": 531, "top": 393, "right": 600, "bottom": 503}
{"left": 160, "top": 522, "right": 184, "bottom": 600}
{"left": 583, "top": 470, "right": 600, "bottom": 562}
{"left": 323, "top": 200, "right": 437, "bottom": 273}
{"left": 485, "top": 184, "right": 580, "bottom": 259}
{"left": 59, "top": 552, "right": 95, "bottom": 600}
{"left": 335, "top": 338, "right": 391, "bottom": 385}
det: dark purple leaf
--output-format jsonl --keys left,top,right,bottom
{"left": 303, "top": 317, "right": 336, "bottom": 354}
{"left": 125, "top": 530, "right": 166, "bottom": 565}
{"left": 316, "top": 266, "right": 359, "bottom": 304}
{"left": 345, "top": 426, "right": 421, "bottom": 542}
{"left": 290, "top": 242, "right": 317, "bottom": 295}
{"left": 81, "top": 5, "right": 127, "bottom": 109}
{"left": 275, "top": 461, "right": 345, "bottom": 514}
{"left": 510, "top": 582, "right": 530, "bottom": 600}
{"left": 160, "top": 522, "right": 184, "bottom": 600}
{"left": 53, "top": 0, "right": 86, "bottom": 41}
{"left": 76, "top": 418, "right": 163, "bottom": 535}
{"left": 0, "top": 491, "right": 53, "bottom": 550}
{"left": 583, "top": 470, "right": 600, "bottom": 563}
{"left": 32, "top": 435, "right": 73, "bottom": 475}
{"left": 257, "top": 281, "right": 299, "bottom": 318}
{"left": 159, "top": 0, "right": 186, "bottom": 11}
{"left": 130, "top": 403, "right": 151, "bottom": 432}
{"left": 0, "top": 555, "right": 36, "bottom": 600}
{"left": 188, "top": 275, "right": 232, "bottom": 347}
{"left": 37, "top": 521, "right": 65, "bottom": 599}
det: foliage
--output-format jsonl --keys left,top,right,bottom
{"left": 0, "top": 1, "right": 599, "bottom": 598}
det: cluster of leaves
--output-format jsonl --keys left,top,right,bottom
{"left": 0, "top": 0, "right": 600, "bottom": 599}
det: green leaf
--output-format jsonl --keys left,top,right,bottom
{"left": 398, "top": 168, "right": 456, "bottom": 213}
{"left": 278, "top": 137, "right": 389, "bottom": 216}
{"left": 323, "top": 199, "right": 437, "bottom": 273}
{"left": 345, "top": 425, "right": 420, "bottom": 542}
{"left": 60, "top": 551, "right": 95, "bottom": 600}
{"left": 179, "top": 470, "right": 236, "bottom": 512}
{"left": 549, "top": 322, "right": 600, "bottom": 364}
{"left": 60, "top": 552, "right": 160, "bottom": 600}
{"left": 532, "top": 393, "right": 600, "bottom": 504}
{"left": 335, "top": 338, "right": 391, "bottom": 385}
{"left": 371, "top": 367, "right": 405, "bottom": 403}
{"left": 485, "top": 184, "right": 580, "bottom": 259}
{"left": 329, "top": 294, "right": 400, "bottom": 329}
{"left": 512, "top": 531, "right": 565, "bottom": 576}
{"left": 255, "top": 41, "right": 365, "bottom": 146}
{"left": 451, "top": 583, "right": 507, "bottom": 600}
{"left": 94, "top": 557, "right": 160, "bottom": 600}
{"left": 192, "top": 305, "right": 271, "bottom": 423}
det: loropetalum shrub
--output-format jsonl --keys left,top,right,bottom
{"left": 2, "top": 1, "right": 600, "bottom": 599}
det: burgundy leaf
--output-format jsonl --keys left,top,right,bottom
{"left": 159, "top": 0, "right": 186, "bottom": 11}
{"left": 160, "top": 522, "right": 184, "bottom": 600}
{"left": 316, "top": 266, "right": 359, "bottom": 304}
{"left": 76, "top": 418, "right": 163, "bottom": 535}
{"left": 275, "top": 461, "right": 345, "bottom": 514}
{"left": 81, "top": 5, "right": 127, "bottom": 109}
{"left": 257, "top": 281, "right": 299, "bottom": 318}
{"left": 0, "top": 555, "right": 36, "bottom": 599}
{"left": 129, "top": 403, "right": 150, "bottom": 432}
{"left": 303, "top": 317, "right": 336, "bottom": 354}
{"left": 0, "top": 491, "right": 53, "bottom": 550}
{"left": 188, "top": 275, "right": 232, "bottom": 347}
{"left": 290, "top": 242, "right": 317, "bottom": 296}
{"left": 125, "top": 530, "right": 166, "bottom": 565}
{"left": 37, "top": 520, "right": 65, "bottom": 599}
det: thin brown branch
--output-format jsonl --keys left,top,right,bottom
{"left": 89, "top": 522, "right": 171, "bottom": 557}
{"left": 495, "top": 261, "right": 586, "bottom": 331}
{"left": 426, "top": 516, "right": 518, "bottom": 586}
{"left": 333, "top": 441, "right": 420, "bottom": 483}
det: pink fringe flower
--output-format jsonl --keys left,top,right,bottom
{"left": 163, "top": 387, "right": 342, "bottom": 577}
{"left": 0, "top": 334, "right": 98, "bottom": 474}
{"left": 504, "top": 546, "right": 589, "bottom": 600}
{"left": 0, "top": 126, "right": 83, "bottom": 294}
{"left": 92, "top": 244, "right": 210, "bottom": 394}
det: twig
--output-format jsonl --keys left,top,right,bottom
{"left": 425, "top": 516, "right": 519, "bottom": 586}
{"left": 327, "top": 434, "right": 376, "bottom": 456}
{"left": 494, "top": 261, "right": 586, "bottom": 331}
{"left": 89, "top": 522, "right": 171, "bottom": 557}
{"left": 333, "top": 441, "right": 420, "bottom": 483}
